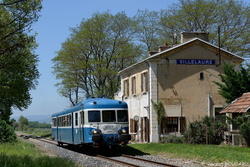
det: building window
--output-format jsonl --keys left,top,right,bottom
{"left": 161, "top": 117, "right": 185, "bottom": 133}
{"left": 141, "top": 72, "right": 148, "bottom": 92}
{"left": 167, "top": 117, "right": 178, "bottom": 133}
{"left": 131, "top": 76, "right": 136, "bottom": 95}
{"left": 123, "top": 79, "right": 129, "bottom": 97}
{"left": 199, "top": 72, "right": 204, "bottom": 80}
{"left": 232, "top": 113, "right": 241, "bottom": 130}
{"left": 214, "top": 106, "right": 225, "bottom": 124}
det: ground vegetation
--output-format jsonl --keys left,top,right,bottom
{"left": 53, "top": 0, "right": 249, "bottom": 104}
{"left": 0, "top": 0, "right": 41, "bottom": 123}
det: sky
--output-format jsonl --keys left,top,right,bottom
{"left": 12, "top": 0, "right": 179, "bottom": 118}
{"left": 11, "top": 0, "right": 249, "bottom": 118}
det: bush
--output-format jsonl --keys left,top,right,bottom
{"left": 160, "top": 135, "right": 184, "bottom": 144}
{"left": 184, "top": 116, "right": 225, "bottom": 145}
{"left": 166, "top": 135, "right": 184, "bottom": 144}
{"left": 233, "top": 114, "right": 250, "bottom": 147}
{"left": 0, "top": 120, "right": 17, "bottom": 143}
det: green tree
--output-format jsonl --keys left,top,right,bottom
{"left": 0, "top": 119, "right": 17, "bottom": 143}
{"left": 214, "top": 64, "right": 250, "bottom": 103}
{"left": 184, "top": 116, "right": 225, "bottom": 145}
{"left": 52, "top": 12, "right": 143, "bottom": 105}
{"left": 151, "top": 100, "right": 165, "bottom": 141}
{"left": 10, "top": 118, "right": 18, "bottom": 129}
{"left": 0, "top": 0, "right": 42, "bottom": 123}
{"left": 133, "top": 9, "right": 164, "bottom": 52}
{"left": 157, "top": 0, "right": 249, "bottom": 57}
{"left": 18, "top": 115, "right": 29, "bottom": 131}
{"left": 236, "top": 114, "right": 250, "bottom": 147}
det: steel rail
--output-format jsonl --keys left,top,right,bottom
{"left": 95, "top": 154, "right": 142, "bottom": 167}
{"left": 17, "top": 133, "right": 179, "bottom": 167}
{"left": 121, "top": 154, "right": 179, "bottom": 167}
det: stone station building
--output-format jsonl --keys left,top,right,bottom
{"left": 115, "top": 32, "right": 244, "bottom": 143}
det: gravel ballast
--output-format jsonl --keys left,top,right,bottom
{"left": 28, "top": 139, "right": 249, "bottom": 167}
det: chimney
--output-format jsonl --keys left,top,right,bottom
{"left": 180, "top": 32, "right": 209, "bottom": 43}
{"left": 148, "top": 51, "right": 158, "bottom": 56}
{"left": 158, "top": 42, "right": 172, "bottom": 52}
{"left": 148, "top": 43, "right": 173, "bottom": 56}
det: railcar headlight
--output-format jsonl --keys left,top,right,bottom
{"left": 122, "top": 129, "right": 127, "bottom": 133}
{"left": 118, "top": 128, "right": 127, "bottom": 134}
{"left": 92, "top": 129, "right": 102, "bottom": 134}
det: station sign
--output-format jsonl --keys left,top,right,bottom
{"left": 177, "top": 59, "right": 215, "bottom": 65}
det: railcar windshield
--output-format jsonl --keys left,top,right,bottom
{"left": 117, "top": 110, "right": 128, "bottom": 122}
{"left": 88, "top": 110, "right": 100, "bottom": 122}
{"left": 102, "top": 110, "right": 116, "bottom": 122}
{"left": 88, "top": 109, "right": 128, "bottom": 123}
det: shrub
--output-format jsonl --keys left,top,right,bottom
{"left": 0, "top": 120, "right": 17, "bottom": 143}
{"left": 166, "top": 135, "right": 184, "bottom": 144}
{"left": 184, "top": 116, "right": 225, "bottom": 145}
{"left": 233, "top": 113, "right": 250, "bottom": 147}
{"left": 160, "top": 135, "right": 184, "bottom": 144}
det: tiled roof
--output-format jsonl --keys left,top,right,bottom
{"left": 220, "top": 92, "right": 250, "bottom": 113}
{"left": 118, "top": 38, "right": 244, "bottom": 74}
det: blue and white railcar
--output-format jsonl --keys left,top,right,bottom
{"left": 51, "top": 98, "right": 131, "bottom": 148}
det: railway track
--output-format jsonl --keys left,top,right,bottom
{"left": 96, "top": 154, "right": 179, "bottom": 167}
{"left": 17, "top": 133, "right": 179, "bottom": 167}
{"left": 120, "top": 154, "right": 178, "bottom": 167}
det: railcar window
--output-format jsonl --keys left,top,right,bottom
{"left": 68, "top": 114, "right": 72, "bottom": 126}
{"left": 117, "top": 110, "right": 128, "bottom": 122}
{"left": 88, "top": 110, "right": 100, "bottom": 122}
{"left": 102, "top": 110, "right": 116, "bottom": 122}
{"left": 57, "top": 115, "right": 71, "bottom": 127}
{"left": 66, "top": 115, "right": 70, "bottom": 126}
{"left": 63, "top": 116, "right": 67, "bottom": 126}
{"left": 52, "top": 118, "right": 57, "bottom": 127}
{"left": 80, "top": 111, "right": 84, "bottom": 125}
{"left": 59, "top": 117, "right": 62, "bottom": 127}
{"left": 75, "top": 113, "right": 78, "bottom": 126}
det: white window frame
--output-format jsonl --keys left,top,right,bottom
{"left": 131, "top": 76, "right": 136, "bottom": 95}
{"left": 141, "top": 72, "right": 148, "bottom": 93}
{"left": 123, "top": 79, "right": 129, "bottom": 97}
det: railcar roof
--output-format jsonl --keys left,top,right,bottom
{"left": 51, "top": 98, "right": 127, "bottom": 117}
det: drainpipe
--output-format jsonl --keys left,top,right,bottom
{"left": 217, "top": 26, "right": 221, "bottom": 66}
{"left": 146, "top": 60, "right": 150, "bottom": 143}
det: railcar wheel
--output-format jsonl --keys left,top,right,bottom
{"left": 58, "top": 142, "right": 63, "bottom": 146}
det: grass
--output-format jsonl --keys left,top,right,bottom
{"left": 18, "top": 128, "right": 52, "bottom": 138}
{"left": 15, "top": 129, "right": 250, "bottom": 165}
{"left": 0, "top": 138, "right": 79, "bottom": 167}
{"left": 121, "top": 143, "right": 250, "bottom": 164}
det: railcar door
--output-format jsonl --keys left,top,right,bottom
{"left": 51, "top": 117, "right": 58, "bottom": 140}
{"left": 56, "top": 117, "right": 59, "bottom": 140}
{"left": 71, "top": 113, "right": 74, "bottom": 143}
{"left": 80, "top": 111, "right": 84, "bottom": 143}
{"left": 73, "top": 112, "right": 81, "bottom": 144}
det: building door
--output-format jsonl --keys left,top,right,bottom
{"left": 144, "top": 117, "right": 149, "bottom": 142}
{"left": 140, "top": 117, "right": 149, "bottom": 142}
